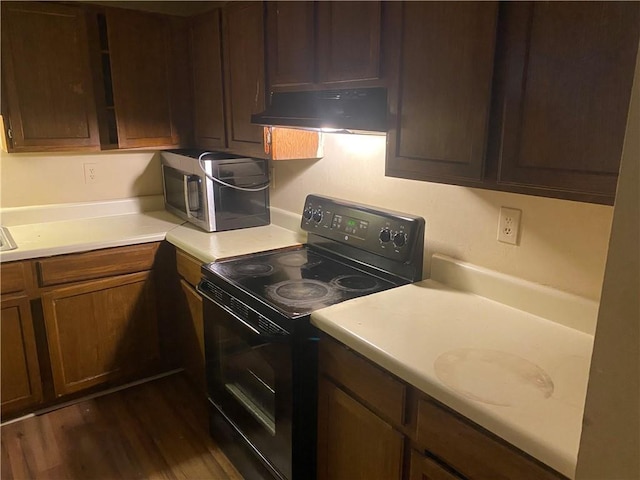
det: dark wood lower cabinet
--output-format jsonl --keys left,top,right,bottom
{"left": 317, "top": 377, "right": 404, "bottom": 480}
{"left": 409, "top": 450, "right": 463, "bottom": 480}
{"left": 0, "top": 243, "right": 169, "bottom": 418}
{"left": 41, "top": 271, "right": 159, "bottom": 397}
{"left": 1, "top": 295, "right": 43, "bottom": 417}
{"left": 318, "top": 336, "right": 568, "bottom": 480}
{"left": 174, "top": 248, "right": 206, "bottom": 393}
{"left": 178, "top": 279, "right": 205, "bottom": 393}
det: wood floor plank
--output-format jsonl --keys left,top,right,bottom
{"left": 3, "top": 425, "right": 34, "bottom": 479}
{"left": 120, "top": 383, "right": 231, "bottom": 479}
{"left": 0, "top": 373, "right": 242, "bottom": 480}
{"left": 157, "top": 375, "right": 242, "bottom": 478}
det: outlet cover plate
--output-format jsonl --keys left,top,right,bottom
{"left": 497, "top": 207, "right": 522, "bottom": 245}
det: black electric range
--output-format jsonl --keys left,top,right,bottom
{"left": 197, "top": 194, "right": 425, "bottom": 480}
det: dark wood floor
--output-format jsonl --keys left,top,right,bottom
{"left": 1, "top": 372, "right": 242, "bottom": 480}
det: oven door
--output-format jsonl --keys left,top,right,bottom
{"left": 201, "top": 292, "right": 292, "bottom": 480}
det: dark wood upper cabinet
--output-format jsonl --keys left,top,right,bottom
{"left": 0, "top": 2, "right": 101, "bottom": 152}
{"left": 188, "top": 3, "right": 265, "bottom": 157}
{"left": 266, "top": 1, "right": 383, "bottom": 91}
{"left": 223, "top": 2, "right": 267, "bottom": 157}
{"left": 266, "top": 1, "right": 316, "bottom": 89}
{"left": 386, "top": 2, "right": 498, "bottom": 182}
{"left": 386, "top": 1, "right": 639, "bottom": 205}
{"left": 317, "top": 2, "right": 382, "bottom": 85}
{"left": 190, "top": 9, "right": 227, "bottom": 150}
{"left": 491, "top": 1, "right": 640, "bottom": 204}
{"left": 107, "top": 9, "right": 178, "bottom": 148}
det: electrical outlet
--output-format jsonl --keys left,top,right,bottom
{"left": 497, "top": 207, "right": 522, "bottom": 245}
{"left": 83, "top": 163, "right": 98, "bottom": 184}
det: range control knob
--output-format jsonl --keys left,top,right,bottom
{"left": 312, "top": 209, "right": 323, "bottom": 223}
{"left": 379, "top": 228, "right": 391, "bottom": 243}
{"left": 393, "top": 232, "right": 407, "bottom": 248}
{"left": 303, "top": 207, "right": 313, "bottom": 221}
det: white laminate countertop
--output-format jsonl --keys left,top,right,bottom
{"left": 0, "top": 196, "right": 304, "bottom": 262}
{"left": 165, "top": 221, "right": 304, "bottom": 264}
{"left": 311, "top": 254, "right": 598, "bottom": 479}
{"left": 2, "top": 197, "right": 596, "bottom": 479}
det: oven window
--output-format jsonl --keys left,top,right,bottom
{"left": 220, "top": 326, "right": 277, "bottom": 435}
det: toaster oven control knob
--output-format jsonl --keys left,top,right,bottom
{"left": 312, "top": 209, "right": 323, "bottom": 223}
{"left": 379, "top": 228, "right": 391, "bottom": 243}
{"left": 393, "top": 232, "right": 407, "bottom": 248}
{"left": 303, "top": 207, "right": 313, "bottom": 221}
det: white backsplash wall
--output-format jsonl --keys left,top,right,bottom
{"left": 0, "top": 140, "right": 614, "bottom": 301}
{"left": 271, "top": 134, "right": 614, "bottom": 301}
{"left": 0, "top": 150, "right": 163, "bottom": 208}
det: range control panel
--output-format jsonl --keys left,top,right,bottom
{"left": 301, "top": 194, "right": 425, "bottom": 263}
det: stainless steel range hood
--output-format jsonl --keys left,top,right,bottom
{"left": 251, "top": 87, "right": 388, "bottom": 134}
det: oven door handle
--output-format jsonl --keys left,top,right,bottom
{"left": 198, "top": 286, "right": 291, "bottom": 344}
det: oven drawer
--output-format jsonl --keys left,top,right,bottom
{"left": 319, "top": 336, "right": 406, "bottom": 426}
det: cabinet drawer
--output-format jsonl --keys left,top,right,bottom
{"left": 409, "top": 449, "right": 463, "bottom": 480}
{"left": 1, "top": 261, "right": 28, "bottom": 294}
{"left": 176, "top": 249, "right": 203, "bottom": 287}
{"left": 416, "top": 398, "right": 565, "bottom": 480}
{"left": 319, "top": 337, "right": 406, "bottom": 426}
{"left": 37, "top": 243, "right": 159, "bottom": 287}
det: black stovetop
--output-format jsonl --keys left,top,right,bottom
{"left": 204, "top": 245, "right": 403, "bottom": 319}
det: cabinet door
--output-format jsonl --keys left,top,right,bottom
{"left": 1, "top": 295, "right": 42, "bottom": 416}
{"left": 0, "top": 2, "right": 100, "bottom": 152}
{"left": 317, "top": 377, "right": 404, "bottom": 480}
{"left": 317, "top": 1, "right": 382, "bottom": 85}
{"left": 266, "top": 1, "right": 316, "bottom": 89}
{"left": 178, "top": 279, "right": 205, "bottom": 393}
{"left": 223, "top": 2, "right": 267, "bottom": 157}
{"left": 107, "top": 9, "right": 177, "bottom": 148}
{"left": 494, "top": 2, "right": 640, "bottom": 204}
{"left": 386, "top": 2, "right": 498, "bottom": 183}
{"left": 42, "top": 271, "right": 159, "bottom": 397}
{"left": 190, "top": 9, "right": 227, "bottom": 150}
